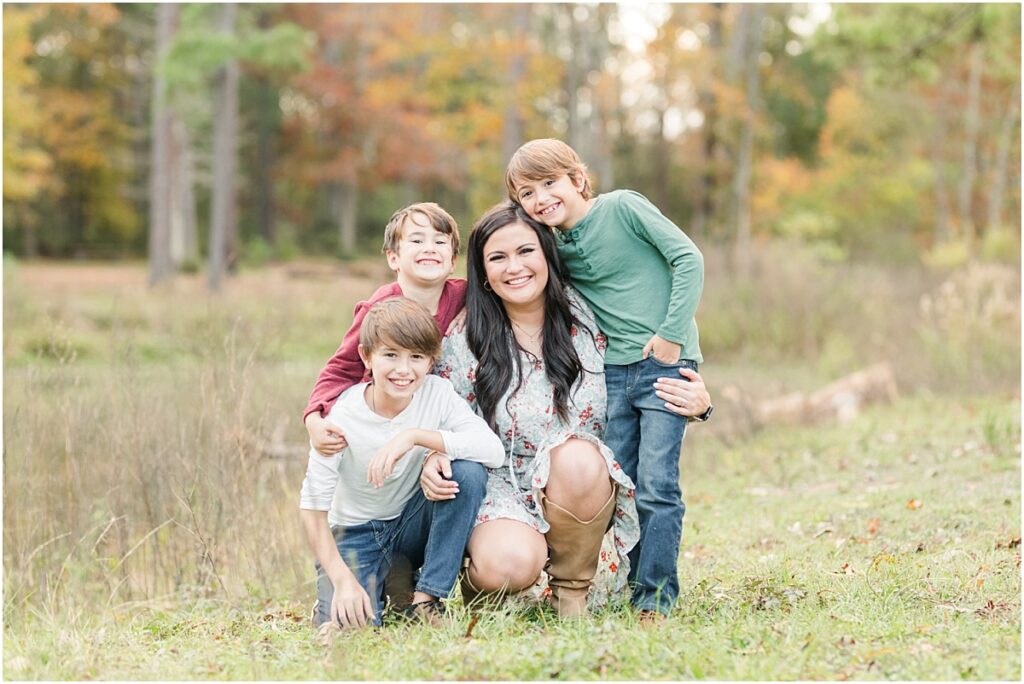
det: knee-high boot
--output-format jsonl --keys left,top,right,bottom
{"left": 539, "top": 486, "right": 617, "bottom": 618}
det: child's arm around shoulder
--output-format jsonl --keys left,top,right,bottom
{"left": 304, "top": 282, "right": 404, "bottom": 423}
{"left": 304, "top": 283, "right": 405, "bottom": 455}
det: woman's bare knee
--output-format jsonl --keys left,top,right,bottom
{"left": 547, "top": 439, "right": 612, "bottom": 515}
{"left": 466, "top": 521, "right": 546, "bottom": 591}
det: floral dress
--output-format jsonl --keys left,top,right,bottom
{"left": 436, "top": 287, "right": 640, "bottom": 607}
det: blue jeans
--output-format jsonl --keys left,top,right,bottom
{"left": 604, "top": 357, "right": 696, "bottom": 614}
{"left": 312, "top": 459, "right": 487, "bottom": 627}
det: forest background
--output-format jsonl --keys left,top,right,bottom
{"left": 3, "top": 2, "right": 1021, "bottom": 680}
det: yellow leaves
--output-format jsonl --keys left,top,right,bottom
{"left": 3, "top": 5, "right": 54, "bottom": 202}
{"left": 870, "top": 553, "right": 896, "bottom": 569}
{"left": 907, "top": 499, "right": 923, "bottom": 510}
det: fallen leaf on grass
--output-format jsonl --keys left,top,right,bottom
{"left": 975, "top": 600, "right": 1012, "bottom": 619}
{"left": 867, "top": 517, "right": 880, "bottom": 535}
{"left": 464, "top": 613, "right": 480, "bottom": 639}
{"left": 973, "top": 564, "right": 988, "bottom": 588}
{"left": 907, "top": 499, "right": 923, "bottom": 510}
{"left": 995, "top": 536, "right": 1021, "bottom": 549}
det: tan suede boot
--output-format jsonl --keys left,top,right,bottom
{"left": 539, "top": 486, "right": 617, "bottom": 618}
{"left": 459, "top": 558, "right": 485, "bottom": 607}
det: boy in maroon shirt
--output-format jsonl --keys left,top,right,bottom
{"left": 304, "top": 202, "right": 466, "bottom": 455}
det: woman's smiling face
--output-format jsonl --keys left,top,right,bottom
{"left": 481, "top": 220, "right": 549, "bottom": 310}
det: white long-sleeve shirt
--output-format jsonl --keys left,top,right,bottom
{"left": 299, "top": 375, "right": 504, "bottom": 526}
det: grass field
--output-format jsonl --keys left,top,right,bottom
{"left": 3, "top": 258, "right": 1020, "bottom": 680}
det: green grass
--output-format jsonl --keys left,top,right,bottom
{"left": 3, "top": 260, "right": 1019, "bottom": 679}
{"left": 4, "top": 396, "right": 1019, "bottom": 680}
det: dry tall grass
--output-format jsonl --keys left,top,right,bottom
{"left": 3, "top": 245, "right": 1019, "bottom": 629}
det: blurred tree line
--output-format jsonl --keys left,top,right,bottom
{"left": 3, "top": 3, "right": 1020, "bottom": 287}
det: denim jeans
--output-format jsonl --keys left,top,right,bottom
{"left": 312, "top": 459, "right": 487, "bottom": 627}
{"left": 604, "top": 357, "right": 696, "bottom": 614}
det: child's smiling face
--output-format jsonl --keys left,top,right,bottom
{"left": 514, "top": 173, "right": 592, "bottom": 230}
{"left": 385, "top": 212, "right": 456, "bottom": 286}
{"left": 358, "top": 341, "right": 432, "bottom": 411}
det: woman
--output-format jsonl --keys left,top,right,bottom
{"left": 421, "top": 202, "right": 710, "bottom": 617}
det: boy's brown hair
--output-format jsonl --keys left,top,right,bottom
{"left": 359, "top": 297, "right": 442, "bottom": 363}
{"left": 505, "top": 138, "right": 594, "bottom": 201}
{"left": 381, "top": 202, "right": 461, "bottom": 255}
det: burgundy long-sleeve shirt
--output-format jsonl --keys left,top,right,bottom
{"left": 303, "top": 278, "right": 468, "bottom": 422}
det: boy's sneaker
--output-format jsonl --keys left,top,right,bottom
{"left": 638, "top": 609, "right": 667, "bottom": 626}
{"left": 317, "top": 620, "right": 342, "bottom": 646}
{"left": 401, "top": 599, "right": 446, "bottom": 626}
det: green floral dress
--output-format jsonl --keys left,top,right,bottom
{"left": 436, "top": 288, "right": 640, "bottom": 607}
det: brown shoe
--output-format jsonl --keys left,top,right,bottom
{"left": 638, "top": 609, "right": 667, "bottom": 626}
{"left": 539, "top": 486, "right": 617, "bottom": 618}
{"left": 402, "top": 599, "right": 446, "bottom": 626}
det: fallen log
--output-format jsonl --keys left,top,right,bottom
{"left": 723, "top": 362, "right": 899, "bottom": 429}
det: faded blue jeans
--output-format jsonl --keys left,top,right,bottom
{"left": 604, "top": 357, "right": 696, "bottom": 615}
{"left": 312, "top": 459, "right": 487, "bottom": 627}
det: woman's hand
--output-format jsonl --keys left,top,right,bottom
{"left": 306, "top": 413, "right": 348, "bottom": 456}
{"left": 419, "top": 451, "right": 460, "bottom": 501}
{"left": 654, "top": 367, "right": 711, "bottom": 418}
{"left": 367, "top": 430, "right": 416, "bottom": 487}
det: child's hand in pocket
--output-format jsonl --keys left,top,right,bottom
{"left": 367, "top": 430, "right": 416, "bottom": 487}
{"left": 642, "top": 334, "right": 681, "bottom": 364}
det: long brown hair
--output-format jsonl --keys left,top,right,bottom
{"left": 464, "top": 201, "right": 591, "bottom": 429}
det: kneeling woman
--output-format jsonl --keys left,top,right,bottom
{"left": 423, "top": 202, "right": 709, "bottom": 617}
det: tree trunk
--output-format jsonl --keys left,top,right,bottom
{"left": 23, "top": 214, "right": 38, "bottom": 259}
{"left": 652, "top": 105, "right": 671, "bottom": 210}
{"left": 502, "top": 4, "right": 530, "bottom": 164}
{"left": 985, "top": 79, "right": 1020, "bottom": 236}
{"left": 564, "top": 4, "right": 582, "bottom": 154}
{"left": 336, "top": 181, "right": 359, "bottom": 255}
{"left": 208, "top": 3, "right": 239, "bottom": 292}
{"left": 957, "top": 39, "right": 982, "bottom": 254}
{"left": 148, "top": 3, "right": 176, "bottom": 286}
{"left": 930, "top": 81, "right": 953, "bottom": 245}
{"left": 254, "top": 77, "right": 277, "bottom": 248}
{"left": 732, "top": 4, "right": 764, "bottom": 277}
{"left": 589, "top": 4, "right": 616, "bottom": 190}
{"left": 692, "top": 3, "right": 723, "bottom": 238}
{"left": 169, "top": 114, "right": 198, "bottom": 267}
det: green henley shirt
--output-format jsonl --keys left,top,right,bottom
{"left": 554, "top": 189, "right": 704, "bottom": 365}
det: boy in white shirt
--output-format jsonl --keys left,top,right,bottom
{"left": 300, "top": 297, "right": 504, "bottom": 629}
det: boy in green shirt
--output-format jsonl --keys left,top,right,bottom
{"left": 506, "top": 139, "right": 708, "bottom": 621}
